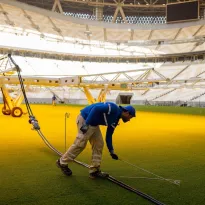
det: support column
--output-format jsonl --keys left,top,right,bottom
{"left": 94, "top": 0, "right": 104, "bottom": 21}
{"left": 83, "top": 86, "right": 96, "bottom": 104}
{"left": 97, "top": 85, "right": 108, "bottom": 102}
{"left": 52, "top": 0, "right": 64, "bottom": 14}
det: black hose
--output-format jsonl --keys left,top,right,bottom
{"left": 107, "top": 176, "right": 166, "bottom": 205}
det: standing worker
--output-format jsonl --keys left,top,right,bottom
{"left": 52, "top": 94, "right": 57, "bottom": 106}
{"left": 56, "top": 102, "right": 136, "bottom": 178}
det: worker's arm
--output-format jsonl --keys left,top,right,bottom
{"left": 106, "top": 125, "right": 115, "bottom": 152}
{"left": 106, "top": 124, "right": 119, "bottom": 160}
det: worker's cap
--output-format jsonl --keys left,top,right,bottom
{"left": 119, "top": 105, "right": 136, "bottom": 117}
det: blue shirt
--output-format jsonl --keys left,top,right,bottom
{"left": 80, "top": 102, "right": 122, "bottom": 152}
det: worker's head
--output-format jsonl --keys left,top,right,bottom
{"left": 119, "top": 105, "right": 136, "bottom": 123}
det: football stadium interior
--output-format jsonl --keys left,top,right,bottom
{"left": 0, "top": 0, "right": 205, "bottom": 205}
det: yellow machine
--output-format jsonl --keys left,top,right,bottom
{"left": 1, "top": 85, "right": 25, "bottom": 117}
{"left": 0, "top": 55, "right": 171, "bottom": 117}
{"left": 0, "top": 68, "right": 167, "bottom": 118}
{"left": 0, "top": 55, "right": 26, "bottom": 117}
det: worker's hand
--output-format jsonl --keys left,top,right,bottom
{"left": 110, "top": 153, "right": 118, "bottom": 160}
{"left": 80, "top": 124, "right": 89, "bottom": 134}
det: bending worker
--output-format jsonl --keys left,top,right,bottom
{"left": 56, "top": 102, "right": 136, "bottom": 178}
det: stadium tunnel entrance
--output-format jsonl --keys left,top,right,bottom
{"left": 116, "top": 93, "right": 133, "bottom": 104}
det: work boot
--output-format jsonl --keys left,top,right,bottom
{"left": 56, "top": 159, "right": 72, "bottom": 176}
{"left": 89, "top": 170, "right": 109, "bottom": 179}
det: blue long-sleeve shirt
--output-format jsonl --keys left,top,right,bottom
{"left": 80, "top": 102, "right": 122, "bottom": 152}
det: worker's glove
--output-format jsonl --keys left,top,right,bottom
{"left": 110, "top": 153, "right": 118, "bottom": 160}
{"left": 80, "top": 124, "right": 89, "bottom": 134}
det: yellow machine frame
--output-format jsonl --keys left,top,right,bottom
{"left": 1, "top": 84, "right": 25, "bottom": 117}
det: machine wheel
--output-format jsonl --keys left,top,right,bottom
{"left": 11, "top": 107, "right": 23, "bottom": 117}
{"left": 2, "top": 107, "right": 11, "bottom": 115}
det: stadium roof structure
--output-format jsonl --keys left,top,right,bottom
{"left": 13, "top": 0, "right": 205, "bottom": 18}
{"left": 15, "top": 0, "right": 167, "bottom": 16}
{"left": 0, "top": 0, "right": 205, "bottom": 89}
{"left": 0, "top": 0, "right": 205, "bottom": 59}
